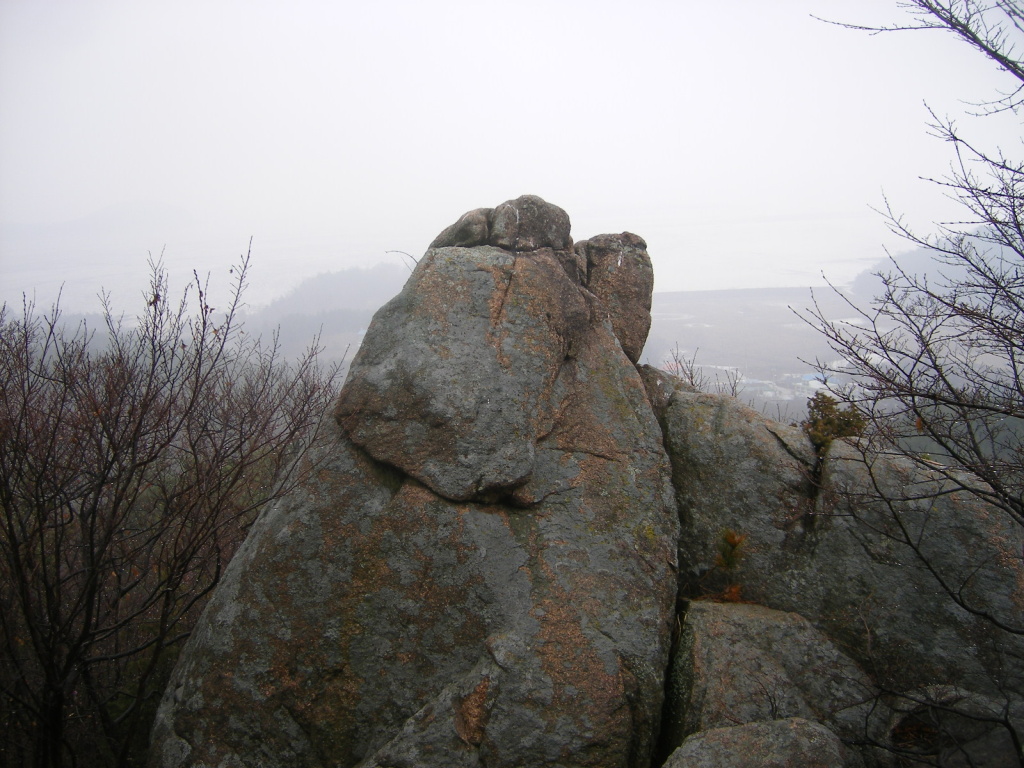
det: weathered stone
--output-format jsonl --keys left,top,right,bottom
{"left": 488, "top": 194, "right": 572, "bottom": 252}
{"left": 663, "top": 718, "right": 848, "bottom": 768}
{"left": 578, "top": 233, "right": 654, "bottom": 363}
{"left": 150, "top": 198, "right": 679, "bottom": 768}
{"left": 880, "top": 686, "right": 1022, "bottom": 768}
{"left": 428, "top": 196, "right": 572, "bottom": 254}
{"left": 816, "top": 441, "right": 1024, "bottom": 694}
{"left": 148, "top": 193, "right": 1024, "bottom": 768}
{"left": 638, "top": 367, "right": 818, "bottom": 604}
{"left": 661, "top": 602, "right": 876, "bottom": 758}
{"left": 641, "top": 366, "right": 1024, "bottom": 759}
{"left": 429, "top": 207, "right": 492, "bottom": 249}
{"left": 335, "top": 244, "right": 591, "bottom": 502}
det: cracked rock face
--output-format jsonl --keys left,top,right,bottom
{"left": 428, "top": 195, "right": 572, "bottom": 252}
{"left": 662, "top": 718, "right": 848, "bottom": 768}
{"left": 335, "top": 244, "right": 591, "bottom": 503}
{"left": 336, "top": 195, "right": 658, "bottom": 504}
{"left": 149, "top": 197, "right": 678, "bottom": 768}
{"left": 661, "top": 602, "right": 875, "bottom": 761}
{"left": 641, "top": 366, "right": 1024, "bottom": 752}
{"left": 576, "top": 233, "right": 653, "bottom": 364}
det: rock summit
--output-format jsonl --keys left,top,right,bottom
{"left": 151, "top": 196, "right": 1023, "bottom": 768}
{"left": 151, "top": 196, "right": 679, "bottom": 767}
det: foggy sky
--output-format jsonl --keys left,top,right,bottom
{"left": 1, "top": 0, "right": 1020, "bottom": 313}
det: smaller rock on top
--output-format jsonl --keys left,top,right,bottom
{"left": 428, "top": 194, "right": 655, "bottom": 364}
{"left": 577, "top": 232, "right": 653, "bottom": 363}
{"left": 429, "top": 194, "right": 572, "bottom": 252}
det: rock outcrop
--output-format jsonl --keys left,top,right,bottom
{"left": 662, "top": 602, "right": 875, "bottom": 755}
{"left": 150, "top": 196, "right": 679, "bottom": 768}
{"left": 663, "top": 718, "right": 849, "bottom": 768}
{"left": 642, "top": 369, "right": 1024, "bottom": 766}
{"left": 576, "top": 233, "right": 653, "bottom": 364}
{"left": 150, "top": 196, "right": 1024, "bottom": 768}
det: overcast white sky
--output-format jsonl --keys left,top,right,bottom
{"left": 1, "top": 0, "right": 1020, "bottom": 312}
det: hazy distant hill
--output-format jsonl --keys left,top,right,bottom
{"left": 241, "top": 262, "right": 409, "bottom": 366}
{"left": 248, "top": 264, "right": 861, "bottom": 418}
{"left": 645, "top": 286, "right": 854, "bottom": 378}
{"left": 12, "top": 258, "right": 884, "bottom": 419}
{"left": 6, "top": 233, "right": 969, "bottom": 419}
{"left": 248, "top": 245, "right": 1006, "bottom": 417}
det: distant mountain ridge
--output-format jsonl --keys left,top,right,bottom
{"left": 241, "top": 265, "right": 858, "bottom": 419}
{"left": 30, "top": 243, "right": 941, "bottom": 406}
{"left": 244, "top": 262, "right": 860, "bottom": 370}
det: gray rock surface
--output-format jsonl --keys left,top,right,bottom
{"left": 146, "top": 196, "right": 1023, "bottom": 768}
{"left": 428, "top": 195, "right": 572, "bottom": 252}
{"left": 489, "top": 195, "right": 572, "bottom": 252}
{"left": 641, "top": 366, "right": 1024, "bottom": 763}
{"left": 662, "top": 602, "right": 877, "bottom": 755}
{"left": 641, "top": 367, "right": 1024, "bottom": 689}
{"left": 576, "top": 233, "right": 654, "bottom": 364}
{"left": 880, "top": 686, "right": 1022, "bottom": 768}
{"left": 819, "top": 441, "right": 1024, "bottom": 693}
{"left": 335, "top": 244, "right": 591, "bottom": 503}
{"left": 150, "top": 197, "right": 677, "bottom": 768}
{"left": 663, "top": 718, "right": 848, "bottom": 768}
{"left": 429, "top": 206, "right": 492, "bottom": 249}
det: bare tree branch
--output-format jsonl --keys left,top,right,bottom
{"left": 0, "top": 253, "right": 344, "bottom": 767}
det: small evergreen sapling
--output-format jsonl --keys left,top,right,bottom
{"left": 801, "top": 392, "right": 866, "bottom": 452}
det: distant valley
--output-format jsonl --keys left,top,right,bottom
{"left": 242, "top": 263, "right": 867, "bottom": 420}
{"left": 646, "top": 286, "right": 857, "bottom": 416}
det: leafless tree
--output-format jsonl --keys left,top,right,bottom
{"left": 804, "top": 2, "right": 1024, "bottom": 763}
{"left": 0, "top": 253, "right": 343, "bottom": 767}
{"left": 665, "top": 344, "right": 745, "bottom": 398}
{"left": 809, "top": 0, "right": 1023, "bottom": 543}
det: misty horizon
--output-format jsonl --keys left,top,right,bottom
{"left": 3, "top": 1, "right": 1021, "bottom": 315}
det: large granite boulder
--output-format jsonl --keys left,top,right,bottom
{"left": 149, "top": 197, "right": 678, "bottom": 768}
{"left": 334, "top": 243, "right": 590, "bottom": 503}
{"left": 428, "top": 195, "right": 572, "bottom": 252}
{"left": 576, "top": 234, "right": 654, "bottom": 365}
{"left": 147, "top": 194, "right": 1023, "bottom": 768}
{"left": 661, "top": 601, "right": 876, "bottom": 757}
{"left": 663, "top": 718, "right": 848, "bottom": 768}
{"left": 641, "top": 367, "right": 1024, "bottom": 764}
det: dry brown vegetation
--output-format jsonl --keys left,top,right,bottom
{"left": 0, "top": 253, "right": 343, "bottom": 767}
